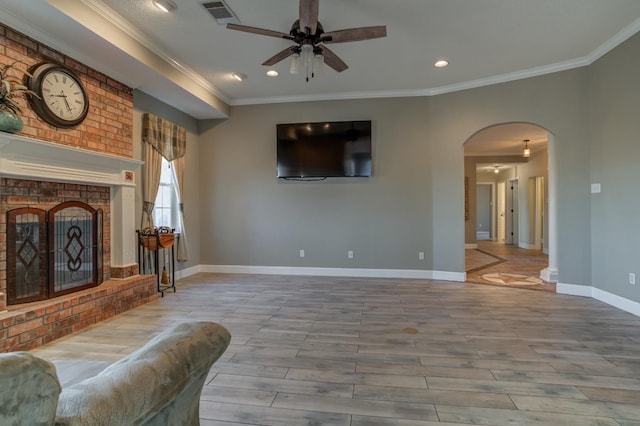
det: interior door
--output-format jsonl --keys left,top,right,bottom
{"left": 505, "top": 180, "right": 519, "bottom": 245}
{"left": 497, "top": 181, "right": 506, "bottom": 242}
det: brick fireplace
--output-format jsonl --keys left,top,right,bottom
{"left": 0, "top": 23, "right": 163, "bottom": 352}
{"left": 0, "top": 133, "right": 160, "bottom": 352}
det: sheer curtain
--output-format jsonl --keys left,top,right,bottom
{"left": 141, "top": 113, "right": 188, "bottom": 261}
{"left": 141, "top": 141, "right": 162, "bottom": 229}
{"left": 172, "top": 156, "right": 189, "bottom": 261}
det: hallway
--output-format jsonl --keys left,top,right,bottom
{"left": 466, "top": 242, "right": 556, "bottom": 292}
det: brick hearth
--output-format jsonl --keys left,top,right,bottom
{"left": 0, "top": 275, "right": 158, "bottom": 353}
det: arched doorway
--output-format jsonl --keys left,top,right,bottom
{"left": 463, "top": 122, "right": 557, "bottom": 291}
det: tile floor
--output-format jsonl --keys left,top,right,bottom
{"left": 466, "top": 242, "right": 556, "bottom": 292}
{"left": 32, "top": 273, "right": 640, "bottom": 425}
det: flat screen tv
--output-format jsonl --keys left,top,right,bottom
{"left": 277, "top": 120, "right": 372, "bottom": 179}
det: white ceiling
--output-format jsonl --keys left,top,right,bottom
{"left": 1, "top": 0, "right": 639, "bottom": 154}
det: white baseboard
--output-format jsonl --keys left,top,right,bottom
{"left": 593, "top": 287, "right": 640, "bottom": 317}
{"left": 433, "top": 271, "right": 467, "bottom": 282}
{"left": 556, "top": 282, "right": 592, "bottom": 297}
{"left": 200, "top": 265, "right": 466, "bottom": 282}
{"left": 174, "top": 264, "right": 202, "bottom": 280}
{"left": 465, "top": 243, "right": 478, "bottom": 249}
{"left": 476, "top": 231, "right": 490, "bottom": 240}
{"left": 540, "top": 266, "right": 558, "bottom": 283}
{"left": 557, "top": 283, "right": 640, "bottom": 317}
{"left": 518, "top": 242, "right": 537, "bottom": 250}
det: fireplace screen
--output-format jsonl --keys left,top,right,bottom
{"left": 7, "top": 201, "right": 102, "bottom": 305}
{"left": 7, "top": 208, "right": 47, "bottom": 303}
{"left": 49, "top": 202, "right": 97, "bottom": 294}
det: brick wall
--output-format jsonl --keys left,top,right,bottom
{"left": 0, "top": 22, "right": 135, "bottom": 305}
{"left": 0, "top": 23, "right": 133, "bottom": 156}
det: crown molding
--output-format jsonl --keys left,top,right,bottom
{"left": 0, "top": 8, "right": 141, "bottom": 89}
{"left": 588, "top": 16, "right": 640, "bottom": 62}
{"left": 231, "top": 56, "right": 593, "bottom": 106}
{"left": 80, "top": 0, "right": 230, "bottom": 105}
{"left": 6, "top": 2, "right": 640, "bottom": 111}
{"left": 231, "top": 17, "right": 640, "bottom": 106}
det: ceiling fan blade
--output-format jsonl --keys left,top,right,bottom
{"left": 319, "top": 45, "right": 348, "bottom": 72}
{"left": 262, "top": 47, "right": 295, "bottom": 66}
{"left": 226, "top": 23, "right": 292, "bottom": 40}
{"left": 323, "top": 26, "right": 387, "bottom": 43}
{"left": 299, "top": 0, "right": 319, "bottom": 34}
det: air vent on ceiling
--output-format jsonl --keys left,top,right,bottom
{"left": 202, "top": 1, "right": 240, "bottom": 25}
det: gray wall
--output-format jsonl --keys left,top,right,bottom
{"left": 176, "top": 31, "right": 638, "bottom": 305}
{"left": 588, "top": 33, "right": 640, "bottom": 300}
{"left": 198, "top": 98, "right": 436, "bottom": 271}
{"left": 427, "top": 69, "right": 590, "bottom": 285}
{"left": 197, "top": 67, "right": 592, "bottom": 285}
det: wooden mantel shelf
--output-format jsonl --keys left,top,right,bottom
{"left": 0, "top": 132, "right": 143, "bottom": 187}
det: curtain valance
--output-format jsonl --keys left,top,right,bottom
{"left": 142, "top": 113, "right": 186, "bottom": 161}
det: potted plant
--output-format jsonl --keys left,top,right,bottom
{"left": 0, "top": 61, "right": 38, "bottom": 133}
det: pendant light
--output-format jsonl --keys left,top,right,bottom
{"left": 523, "top": 139, "right": 531, "bottom": 158}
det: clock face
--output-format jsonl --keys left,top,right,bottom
{"left": 41, "top": 70, "right": 87, "bottom": 121}
{"left": 27, "top": 62, "right": 89, "bottom": 128}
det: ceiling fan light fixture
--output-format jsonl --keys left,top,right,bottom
{"left": 313, "top": 47, "right": 323, "bottom": 76}
{"left": 152, "top": 0, "right": 177, "bottom": 13}
{"left": 302, "top": 44, "right": 313, "bottom": 60}
{"left": 290, "top": 49, "right": 302, "bottom": 75}
{"left": 226, "top": 0, "right": 387, "bottom": 80}
{"left": 523, "top": 139, "right": 531, "bottom": 158}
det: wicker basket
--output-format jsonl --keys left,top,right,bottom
{"left": 139, "top": 226, "right": 175, "bottom": 251}
{"left": 157, "top": 226, "right": 175, "bottom": 248}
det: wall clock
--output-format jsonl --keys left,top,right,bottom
{"left": 27, "top": 62, "right": 89, "bottom": 128}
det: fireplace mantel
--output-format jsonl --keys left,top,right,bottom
{"left": 0, "top": 131, "right": 143, "bottom": 293}
{"left": 0, "top": 132, "right": 142, "bottom": 186}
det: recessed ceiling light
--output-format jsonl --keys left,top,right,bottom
{"left": 266, "top": 70, "right": 279, "bottom": 77}
{"left": 434, "top": 59, "right": 449, "bottom": 68}
{"left": 231, "top": 72, "right": 247, "bottom": 81}
{"left": 152, "top": 0, "right": 176, "bottom": 12}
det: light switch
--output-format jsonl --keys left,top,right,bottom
{"left": 591, "top": 183, "right": 601, "bottom": 194}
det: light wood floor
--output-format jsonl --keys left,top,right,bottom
{"left": 32, "top": 273, "right": 640, "bottom": 425}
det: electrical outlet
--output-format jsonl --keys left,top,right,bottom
{"left": 418, "top": 251, "right": 425, "bottom": 260}
{"left": 299, "top": 249, "right": 305, "bottom": 258}
{"left": 348, "top": 250, "right": 354, "bottom": 259}
{"left": 630, "top": 273, "right": 636, "bottom": 285}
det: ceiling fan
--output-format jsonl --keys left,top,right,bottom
{"left": 226, "top": 0, "right": 387, "bottom": 79}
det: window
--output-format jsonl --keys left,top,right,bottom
{"left": 153, "top": 157, "right": 178, "bottom": 228}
